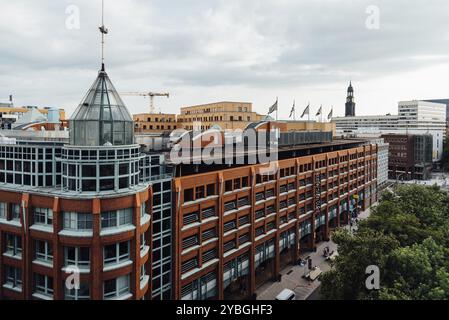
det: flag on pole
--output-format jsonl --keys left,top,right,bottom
{"left": 327, "top": 107, "right": 333, "bottom": 120}
{"left": 268, "top": 98, "right": 278, "bottom": 115}
{"left": 316, "top": 105, "right": 322, "bottom": 117}
{"left": 289, "top": 100, "right": 296, "bottom": 118}
{"left": 300, "top": 104, "right": 310, "bottom": 118}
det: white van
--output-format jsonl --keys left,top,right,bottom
{"left": 275, "top": 288, "right": 296, "bottom": 300}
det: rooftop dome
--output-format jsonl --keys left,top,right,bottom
{"left": 69, "top": 66, "right": 134, "bottom": 146}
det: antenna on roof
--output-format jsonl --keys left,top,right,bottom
{"left": 99, "top": 0, "right": 109, "bottom": 71}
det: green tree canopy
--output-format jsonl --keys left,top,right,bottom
{"left": 321, "top": 184, "right": 449, "bottom": 300}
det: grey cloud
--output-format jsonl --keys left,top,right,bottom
{"left": 1, "top": 0, "right": 449, "bottom": 116}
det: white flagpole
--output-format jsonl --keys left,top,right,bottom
{"left": 308, "top": 102, "right": 310, "bottom": 122}
{"left": 276, "top": 97, "right": 278, "bottom": 121}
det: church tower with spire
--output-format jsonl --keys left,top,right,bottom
{"left": 345, "top": 81, "right": 356, "bottom": 117}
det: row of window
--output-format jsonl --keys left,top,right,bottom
{"left": 3, "top": 265, "right": 135, "bottom": 300}
{"left": 3, "top": 234, "right": 149, "bottom": 269}
{"left": 1, "top": 204, "right": 143, "bottom": 231}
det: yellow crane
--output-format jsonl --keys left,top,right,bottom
{"left": 120, "top": 92, "right": 169, "bottom": 114}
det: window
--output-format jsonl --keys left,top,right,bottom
{"left": 181, "top": 257, "right": 198, "bottom": 273}
{"left": 35, "top": 240, "right": 53, "bottom": 262}
{"left": 64, "top": 247, "right": 90, "bottom": 269}
{"left": 224, "top": 201, "right": 236, "bottom": 212}
{"left": 202, "top": 228, "right": 217, "bottom": 241}
{"left": 140, "top": 264, "right": 147, "bottom": 282}
{"left": 5, "top": 234, "right": 22, "bottom": 257}
{"left": 101, "top": 209, "right": 133, "bottom": 229}
{"left": 202, "top": 248, "right": 217, "bottom": 263}
{"left": 238, "top": 215, "right": 250, "bottom": 226}
{"left": 238, "top": 233, "right": 250, "bottom": 245}
{"left": 237, "top": 196, "right": 249, "bottom": 207}
{"left": 224, "top": 220, "right": 236, "bottom": 232}
{"left": 184, "top": 188, "right": 194, "bottom": 202}
{"left": 206, "top": 184, "right": 215, "bottom": 196}
{"left": 34, "top": 208, "right": 53, "bottom": 226}
{"left": 103, "top": 241, "right": 130, "bottom": 266}
{"left": 202, "top": 206, "right": 216, "bottom": 219}
{"left": 140, "top": 233, "right": 147, "bottom": 251}
{"left": 63, "top": 212, "right": 93, "bottom": 230}
{"left": 0, "top": 202, "right": 6, "bottom": 219}
{"left": 4, "top": 266, "right": 22, "bottom": 290}
{"left": 182, "top": 235, "right": 199, "bottom": 250}
{"left": 34, "top": 273, "right": 53, "bottom": 297}
{"left": 140, "top": 202, "right": 147, "bottom": 218}
{"left": 183, "top": 212, "right": 199, "bottom": 226}
{"left": 195, "top": 186, "right": 205, "bottom": 199}
{"left": 225, "top": 180, "right": 233, "bottom": 192}
{"left": 65, "top": 282, "right": 90, "bottom": 300}
{"left": 224, "top": 240, "right": 236, "bottom": 252}
{"left": 11, "top": 204, "right": 20, "bottom": 221}
{"left": 104, "top": 275, "right": 130, "bottom": 299}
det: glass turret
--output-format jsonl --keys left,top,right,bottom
{"left": 69, "top": 65, "right": 134, "bottom": 146}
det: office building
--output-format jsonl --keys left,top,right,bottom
{"left": 177, "top": 102, "right": 265, "bottom": 131}
{"left": 133, "top": 113, "right": 178, "bottom": 134}
{"left": 381, "top": 133, "right": 433, "bottom": 180}
{"left": 170, "top": 122, "right": 378, "bottom": 300}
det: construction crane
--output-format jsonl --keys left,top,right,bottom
{"left": 120, "top": 92, "right": 169, "bottom": 114}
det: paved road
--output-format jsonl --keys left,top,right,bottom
{"left": 256, "top": 207, "right": 372, "bottom": 300}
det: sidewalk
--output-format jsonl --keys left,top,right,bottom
{"left": 256, "top": 207, "right": 372, "bottom": 300}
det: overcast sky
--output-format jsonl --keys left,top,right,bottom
{"left": 1, "top": 0, "right": 449, "bottom": 119}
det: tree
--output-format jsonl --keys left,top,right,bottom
{"left": 320, "top": 184, "right": 449, "bottom": 300}
{"left": 320, "top": 229, "right": 398, "bottom": 300}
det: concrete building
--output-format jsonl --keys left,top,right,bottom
{"left": 177, "top": 102, "right": 265, "bottom": 131}
{"left": 133, "top": 113, "right": 178, "bottom": 134}
{"left": 333, "top": 100, "right": 446, "bottom": 163}
{"left": 423, "top": 99, "right": 449, "bottom": 130}
{"left": 381, "top": 133, "right": 433, "bottom": 180}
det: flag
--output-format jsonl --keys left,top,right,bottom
{"left": 268, "top": 99, "right": 278, "bottom": 115}
{"left": 316, "top": 105, "right": 322, "bottom": 117}
{"left": 300, "top": 104, "right": 310, "bottom": 118}
{"left": 289, "top": 100, "right": 296, "bottom": 118}
{"left": 327, "top": 107, "right": 333, "bottom": 120}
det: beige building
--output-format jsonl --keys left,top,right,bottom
{"left": 177, "top": 101, "right": 264, "bottom": 130}
{"left": 133, "top": 113, "right": 178, "bottom": 134}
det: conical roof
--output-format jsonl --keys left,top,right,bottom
{"left": 69, "top": 66, "right": 134, "bottom": 146}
